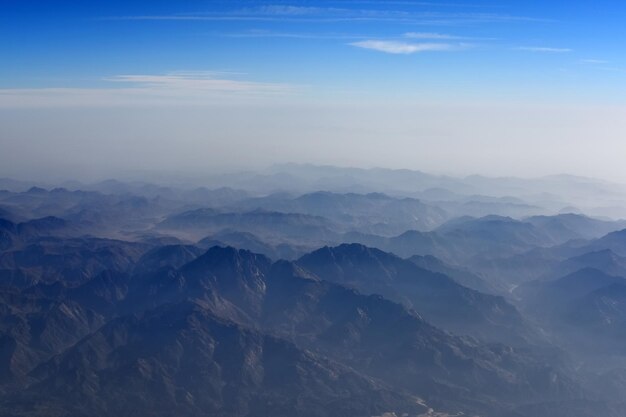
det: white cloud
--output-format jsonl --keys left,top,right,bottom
{"left": 581, "top": 59, "right": 609, "bottom": 64}
{"left": 255, "top": 5, "right": 345, "bottom": 16}
{"left": 404, "top": 32, "right": 462, "bottom": 40}
{"left": 218, "top": 29, "right": 363, "bottom": 40}
{"left": 517, "top": 46, "right": 572, "bottom": 53}
{"left": 0, "top": 72, "right": 295, "bottom": 108}
{"left": 106, "top": 72, "right": 290, "bottom": 92}
{"left": 109, "top": 8, "right": 547, "bottom": 25}
{"left": 350, "top": 40, "right": 457, "bottom": 54}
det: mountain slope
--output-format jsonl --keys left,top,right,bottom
{"left": 298, "top": 244, "right": 532, "bottom": 345}
{"left": 21, "top": 301, "right": 427, "bottom": 417}
{"left": 407, "top": 253, "right": 501, "bottom": 294}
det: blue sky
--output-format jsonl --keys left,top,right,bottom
{"left": 2, "top": 1, "right": 626, "bottom": 181}
{"left": 2, "top": 0, "right": 626, "bottom": 100}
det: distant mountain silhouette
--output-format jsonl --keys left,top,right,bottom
{"left": 525, "top": 213, "right": 626, "bottom": 242}
{"left": 233, "top": 191, "right": 449, "bottom": 235}
{"left": 159, "top": 209, "right": 339, "bottom": 241}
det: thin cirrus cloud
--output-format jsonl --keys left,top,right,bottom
{"left": 517, "top": 46, "right": 572, "bottom": 53}
{"left": 0, "top": 72, "right": 295, "bottom": 108}
{"left": 350, "top": 40, "right": 462, "bottom": 54}
{"left": 218, "top": 30, "right": 477, "bottom": 42}
{"left": 218, "top": 29, "right": 365, "bottom": 40}
{"left": 253, "top": 5, "right": 346, "bottom": 16}
{"left": 404, "top": 32, "right": 463, "bottom": 39}
{"left": 581, "top": 59, "right": 609, "bottom": 64}
{"left": 108, "top": 4, "right": 547, "bottom": 25}
{"left": 105, "top": 72, "right": 290, "bottom": 92}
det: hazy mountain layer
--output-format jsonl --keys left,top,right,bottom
{"left": 2, "top": 173, "right": 626, "bottom": 416}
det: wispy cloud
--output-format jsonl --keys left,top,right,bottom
{"left": 337, "top": 1, "right": 498, "bottom": 7}
{"left": 581, "top": 59, "right": 609, "bottom": 64}
{"left": 517, "top": 46, "right": 572, "bottom": 53}
{"left": 253, "top": 5, "right": 346, "bottom": 16}
{"left": 217, "top": 29, "right": 365, "bottom": 40}
{"left": 404, "top": 32, "right": 463, "bottom": 39}
{"left": 107, "top": 6, "right": 548, "bottom": 26}
{"left": 106, "top": 72, "right": 289, "bottom": 92}
{"left": 0, "top": 72, "right": 295, "bottom": 108}
{"left": 350, "top": 40, "right": 460, "bottom": 54}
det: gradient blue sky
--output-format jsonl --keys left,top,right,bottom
{"left": 2, "top": 1, "right": 626, "bottom": 181}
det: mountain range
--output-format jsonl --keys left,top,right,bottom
{"left": 3, "top": 170, "right": 626, "bottom": 416}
